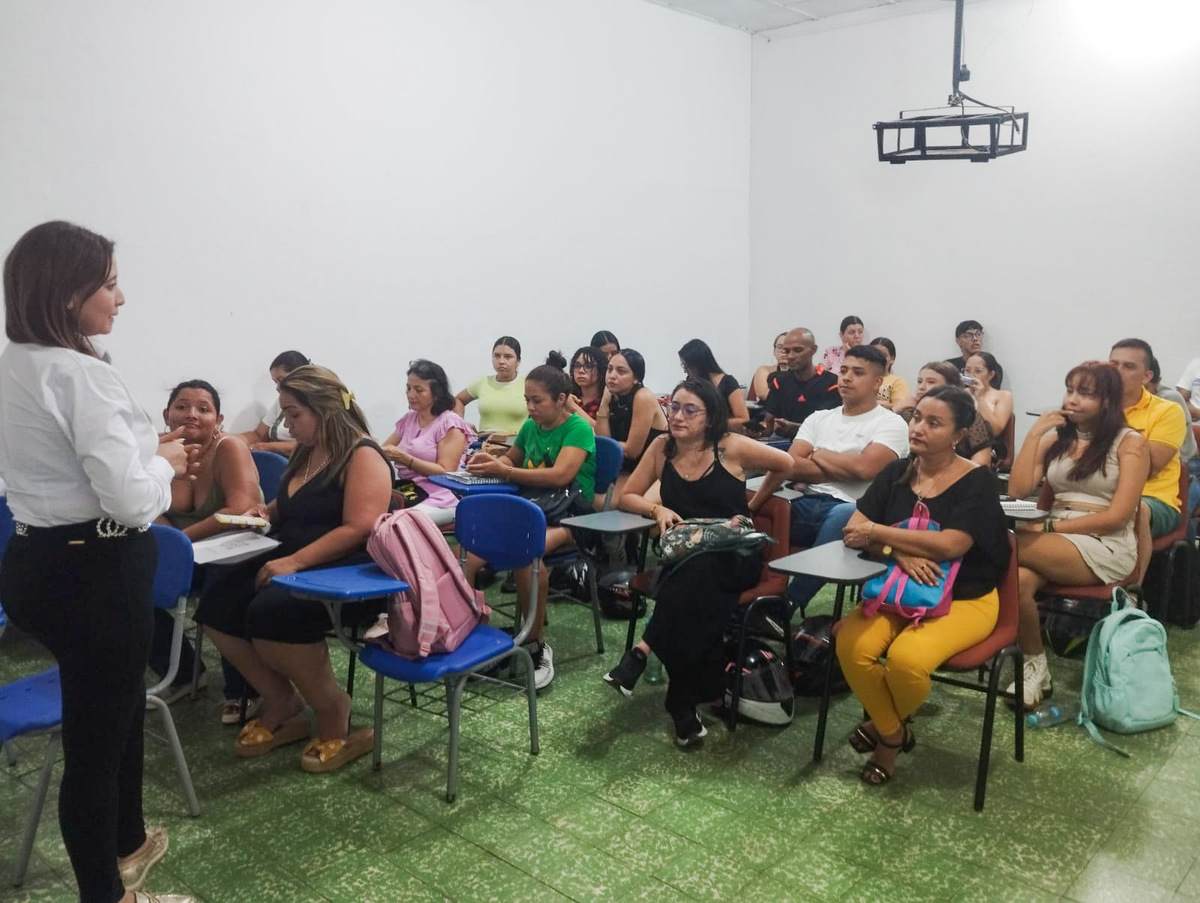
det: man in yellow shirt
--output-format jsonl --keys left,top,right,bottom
{"left": 1109, "top": 339, "right": 1186, "bottom": 540}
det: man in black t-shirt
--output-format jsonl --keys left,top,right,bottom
{"left": 945, "top": 319, "right": 1005, "bottom": 387}
{"left": 757, "top": 327, "right": 840, "bottom": 438}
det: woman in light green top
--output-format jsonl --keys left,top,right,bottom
{"left": 454, "top": 335, "right": 527, "bottom": 435}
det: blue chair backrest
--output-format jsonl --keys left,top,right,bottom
{"left": 455, "top": 495, "right": 547, "bottom": 570}
{"left": 0, "top": 496, "right": 14, "bottom": 561}
{"left": 593, "top": 436, "right": 623, "bottom": 497}
{"left": 150, "top": 525, "right": 195, "bottom": 610}
{"left": 252, "top": 450, "right": 289, "bottom": 504}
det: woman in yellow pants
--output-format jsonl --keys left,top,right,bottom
{"left": 837, "top": 386, "right": 1011, "bottom": 786}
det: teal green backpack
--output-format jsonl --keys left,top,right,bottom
{"left": 1078, "top": 588, "right": 1200, "bottom": 757}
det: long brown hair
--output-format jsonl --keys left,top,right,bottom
{"left": 3, "top": 221, "right": 114, "bottom": 356}
{"left": 1042, "top": 362, "right": 1125, "bottom": 481}
{"left": 277, "top": 364, "right": 373, "bottom": 488}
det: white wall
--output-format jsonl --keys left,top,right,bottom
{"left": 0, "top": 0, "right": 751, "bottom": 433}
{"left": 751, "top": 0, "right": 1200, "bottom": 432}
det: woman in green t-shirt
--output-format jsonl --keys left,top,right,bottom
{"left": 454, "top": 335, "right": 528, "bottom": 436}
{"left": 463, "top": 360, "right": 597, "bottom": 692}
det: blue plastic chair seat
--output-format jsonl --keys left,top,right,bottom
{"left": 272, "top": 563, "right": 408, "bottom": 601}
{"left": 359, "top": 625, "right": 515, "bottom": 681}
{"left": 0, "top": 668, "right": 62, "bottom": 743}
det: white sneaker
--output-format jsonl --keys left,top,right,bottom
{"left": 220, "top": 696, "right": 263, "bottom": 726}
{"left": 119, "top": 825, "right": 168, "bottom": 891}
{"left": 1005, "top": 653, "right": 1052, "bottom": 710}
{"left": 532, "top": 643, "right": 555, "bottom": 691}
{"left": 133, "top": 893, "right": 196, "bottom": 903}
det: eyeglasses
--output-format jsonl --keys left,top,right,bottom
{"left": 960, "top": 330, "right": 984, "bottom": 340}
{"left": 668, "top": 402, "right": 705, "bottom": 418}
{"left": 572, "top": 362, "right": 596, "bottom": 372}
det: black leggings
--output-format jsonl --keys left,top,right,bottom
{"left": 1, "top": 525, "right": 156, "bottom": 903}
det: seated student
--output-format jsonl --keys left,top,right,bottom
{"left": 821, "top": 315, "right": 865, "bottom": 374}
{"left": 1152, "top": 356, "right": 1200, "bottom": 537}
{"left": 756, "top": 327, "right": 840, "bottom": 439}
{"left": 596, "top": 348, "right": 669, "bottom": 494}
{"left": 454, "top": 336, "right": 527, "bottom": 438}
{"left": 237, "top": 349, "right": 309, "bottom": 455}
{"left": 1110, "top": 338, "right": 1187, "bottom": 545}
{"left": 462, "top": 361, "right": 598, "bottom": 690}
{"left": 756, "top": 346, "right": 909, "bottom": 611}
{"left": 195, "top": 365, "right": 392, "bottom": 772}
{"left": 564, "top": 346, "right": 608, "bottom": 426}
{"left": 1174, "top": 355, "right": 1200, "bottom": 420}
{"left": 379, "top": 359, "right": 475, "bottom": 527}
{"left": 837, "top": 386, "right": 1010, "bottom": 785}
{"left": 678, "top": 338, "right": 751, "bottom": 432}
{"left": 601, "top": 378, "right": 792, "bottom": 744}
{"left": 749, "top": 331, "right": 788, "bottom": 402}
{"left": 963, "top": 351, "right": 1014, "bottom": 462}
{"left": 150, "top": 380, "right": 264, "bottom": 723}
{"left": 869, "top": 337, "right": 911, "bottom": 411}
{"left": 591, "top": 330, "right": 621, "bottom": 361}
{"left": 1005, "top": 362, "right": 1149, "bottom": 708}
{"left": 898, "top": 362, "right": 994, "bottom": 467}
{"left": 946, "top": 320, "right": 1005, "bottom": 387}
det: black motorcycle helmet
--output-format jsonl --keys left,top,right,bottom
{"left": 724, "top": 638, "right": 795, "bottom": 726}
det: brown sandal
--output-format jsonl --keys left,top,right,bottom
{"left": 300, "top": 728, "right": 374, "bottom": 773}
{"left": 234, "top": 714, "right": 310, "bottom": 758}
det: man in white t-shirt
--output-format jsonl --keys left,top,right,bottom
{"left": 1176, "top": 356, "right": 1200, "bottom": 421}
{"left": 772, "top": 345, "right": 910, "bottom": 611}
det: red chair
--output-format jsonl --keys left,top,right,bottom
{"left": 930, "top": 532, "right": 1023, "bottom": 811}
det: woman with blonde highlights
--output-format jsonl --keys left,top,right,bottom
{"left": 194, "top": 364, "right": 393, "bottom": 773}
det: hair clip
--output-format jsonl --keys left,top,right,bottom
{"left": 341, "top": 390, "right": 355, "bottom": 410}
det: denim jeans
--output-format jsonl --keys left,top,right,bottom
{"left": 786, "top": 492, "right": 858, "bottom": 611}
{"left": 1188, "top": 458, "right": 1200, "bottom": 541}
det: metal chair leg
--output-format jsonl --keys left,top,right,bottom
{"left": 191, "top": 625, "right": 206, "bottom": 698}
{"left": 973, "top": 654, "right": 1005, "bottom": 812}
{"left": 408, "top": 684, "right": 418, "bottom": 707}
{"left": 514, "top": 646, "right": 540, "bottom": 755}
{"left": 3, "top": 740, "right": 16, "bottom": 768}
{"left": 1012, "top": 649, "right": 1025, "bottom": 763}
{"left": 146, "top": 695, "right": 199, "bottom": 816}
{"left": 445, "top": 675, "right": 469, "bottom": 803}
{"left": 372, "top": 672, "right": 385, "bottom": 770}
{"left": 587, "top": 564, "right": 605, "bottom": 654}
{"left": 13, "top": 732, "right": 58, "bottom": 887}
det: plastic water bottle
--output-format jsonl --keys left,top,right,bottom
{"left": 644, "top": 653, "right": 664, "bottom": 685}
{"left": 1025, "top": 703, "right": 1074, "bottom": 729}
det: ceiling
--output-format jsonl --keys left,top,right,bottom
{"left": 642, "top": 0, "right": 943, "bottom": 35}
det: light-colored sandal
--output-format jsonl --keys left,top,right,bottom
{"left": 234, "top": 714, "right": 310, "bottom": 758}
{"left": 300, "top": 728, "right": 374, "bottom": 773}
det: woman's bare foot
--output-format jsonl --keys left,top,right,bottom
{"left": 257, "top": 693, "right": 306, "bottom": 732}
{"left": 314, "top": 689, "right": 352, "bottom": 741}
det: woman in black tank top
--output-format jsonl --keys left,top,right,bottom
{"left": 601, "top": 379, "right": 792, "bottom": 746}
{"left": 195, "top": 365, "right": 392, "bottom": 773}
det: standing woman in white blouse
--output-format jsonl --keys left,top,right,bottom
{"left": 0, "top": 222, "right": 196, "bottom": 903}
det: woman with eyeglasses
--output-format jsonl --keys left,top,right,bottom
{"left": 563, "top": 346, "right": 608, "bottom": 426}
{"left": 596, "top": 348, "right": 669, "bottom": 496}
{"left": 379, "top": 359, "right": 475, "bottom": 527}
{"left": 749, "top": 331, "right": 788, "bottom": 402}
{"left": 602, "top": 378, "right": 792, "bottom": 746}
{"left": 678, "top": 338, "right": 750, "bottom": 432}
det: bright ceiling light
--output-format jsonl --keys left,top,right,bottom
{"left": 1070, "top": 0, "right": 1200, "bottom": 65}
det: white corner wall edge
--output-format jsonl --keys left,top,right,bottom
{"left": 750, "top": 0, "right": 1200, "bottom": 449}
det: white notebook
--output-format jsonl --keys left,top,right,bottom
{"left": 192, "top": 531, "right": 281, "bottom": 566}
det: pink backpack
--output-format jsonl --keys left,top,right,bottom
{"left": 365, "top": 509, "right": 491, "bottom": 658}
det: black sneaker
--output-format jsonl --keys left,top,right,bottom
{"left": 673, "top": 709, "right": 708, "bottom": 748}
{"left": 602, "top": 648, "right": 647, "bottom": 698}
{"left": 500, "top": 571, "right": 518, "bottom": 594}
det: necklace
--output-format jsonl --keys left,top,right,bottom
{"left": 299, "top": 451, "right": 329, "bottom": 488}
{"left": 912, "top": 458, "right": 957, "bottom": 500}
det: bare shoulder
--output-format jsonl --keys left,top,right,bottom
{"left": 1117, "top": 430, "right": 1148, "bottom": 454}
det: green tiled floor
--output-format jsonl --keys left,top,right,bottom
{"left": 2, "top": 583, "right": 1199, "bottom": 903}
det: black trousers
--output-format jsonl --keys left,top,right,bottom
{"left": 643, "top": 550, "right": 760, "bottom": 721}
{"left": 1, "top": 525, "right": 156, "bottom": 903}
